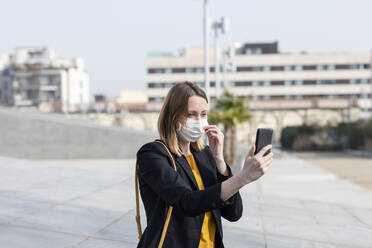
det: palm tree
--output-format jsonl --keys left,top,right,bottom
{"left": 208, "top": 90, "right": 253, "bottom": 165}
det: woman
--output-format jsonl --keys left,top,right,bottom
{"left": 137, "top": 82, "right": 273, "bottom": 247}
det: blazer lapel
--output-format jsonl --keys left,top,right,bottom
{"left": 192, "top": 149, "right": 217, "bottom": 188}
{"left": 175, "top": 155, "right": 199, "bottom": 190}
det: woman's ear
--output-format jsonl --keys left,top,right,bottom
{"left": 176, "top": 121, "right": 182, "bottom": 132}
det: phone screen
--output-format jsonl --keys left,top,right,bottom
{"left": 254, "top": 128, "right": 273, "bottom": 156}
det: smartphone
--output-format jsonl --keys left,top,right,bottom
{"left": 254, "top": 128, "right": 273, "bottom": 156}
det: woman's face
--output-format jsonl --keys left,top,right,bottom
{"left": 185, "top": 96, "right": 208, "bottom": 121}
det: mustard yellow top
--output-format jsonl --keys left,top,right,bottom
{"left": 186, "top": 153, "right": 216, "bottom": 248}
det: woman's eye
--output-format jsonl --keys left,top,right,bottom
{"left": 187, "top": 113, "right": 207, "bottom": 117}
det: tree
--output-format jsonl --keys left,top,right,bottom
{"left": 208, "top": 90, "right": 253, "bottom": 165}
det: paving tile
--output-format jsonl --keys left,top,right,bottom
{"left": 320, "top": 224, "right": 372, "bottom": 248}
{"left": 0, "top": 196, "right": 53, "bottom": 224}
{"left": 94, "top": 212, "right": 142, "bottom": 244}
{"left": 75, "top": 237, "right": 134, "bottom": 248}
{"left": 343, "top": 206, "right": 372, "bottom": 228}
{"left": 0, "top": 225, "right": 84, "bottom": 248}
{"left": 11, "top": 203, "right": 123, "bottom": 236}
{"left": 223, "top": 214, "right": 263, "bottom": 233}
{"left": 223, "top": 227, "right": 265, "bottom": 248}
{"left": 266, "top": 234, "right": 338, "bottom": 248}
{"left": 261, "top": 216, "right": 330, "bottom": 243}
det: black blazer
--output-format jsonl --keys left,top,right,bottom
{"left": 136, "top": 140, "right": 243, "bottom": 248}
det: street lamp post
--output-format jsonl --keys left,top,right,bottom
{"left": 370, "top": 50, "right": 372, "bottom": 120}
{"left": 222, "top": 45, "right": 236, "bottom": 90}
{"left": 203, "top": 0, "right": 210, "bottom": 106}
{"left": 212, "top": 17, "right": 229, "bottom": 100}
{"left": 214, "top": 23, "right": 220, "bottom": 99}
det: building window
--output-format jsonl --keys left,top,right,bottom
{"left": 271, "top": 81, "right": 284, "bottom": 86}
{"left": 303, "top": 65, "right": 317, "bottom": 70}
{"left": 317, "top": 65, "right": 324, "bottom": 70}
{"left": 197, "top": 82, "right": 205, "bottom": 88}
{"left": 295, "top": 80, "right": 303, "bottom": 85}
{"left": 325, "top": 80, "right": 336, "bottom": 84}
{"left": 252, "top": 81, "right": 259, "bottom": 86}
{"left": 245, "top": 48, "right": 262, "bottom": 54}
{"left": 335, "top": 80, "right": 349, "bottom": 84}
{"left": 285, "top": 95, "right": 292, "bottom": 99}
{"left": 328, "top": 65, "right": 335, "bottom": 70}
{"left": 235, "top": 81, "right": 250, "bottom": 87}
{"left": 284, "top": 65, "right": 292, "bottom": 71}
{"left": 263, "top": 95, "right": 270, "bottom": 100}
{"left": 236, "top": 66, "right": 250, "bottom": 72}
{"left": 252, "top": 95, "right": 260, "bottom": 100}
{"left": 295, "top": 65, "right": 303, "bottom": 71}
{"left": 360, "top": 79, "right": 368, "bottom": 84}
{"left": 150, "top": 97, "right": 164, "bottom": 102}
{"left": 296, "top": 95, "right": 303, "bottom": 99}
{"left": 263, "top": 81, "right": 271, "bottom": 86}
{"left": 335, "top": 64, "right": 349, "bottom": 70}
{"left": 164, "top": 68, "right": 172, "bottom": 74}
{"left": 350, "top": 79, "right": 357, "bottom": 84}
{"left": 349, "top": 64, "right": 358, "bottom": 70}
{"left": 263, "top": 66, "right": 270, "bottom": 72}
{"left": 303, "top": 80, "right": 316, "bottom": 85}
{"left": 172, "top": 68, "right": 186, "bottom": 73}
{"left": 360, "top": 90, "right": 368, "bottom": 98}
{"left": 271, "top": 66, "right": 284, "bottom": 71}
{"left": 317, "top": 80, "right": 324, "bottom": 85}
{"left": 284, "top": 80, "right": 292, "bottom": 86}
{"left": 148, "top": 83, "right": 167, "bottom": 88}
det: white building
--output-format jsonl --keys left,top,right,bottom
{"left": 146, "top": 42, "right": 372, "bottom": 117}
{"left": 0, "top": 53, "right": 10, "bottom": 104}
{"left": 0, "top": 47, "right": 90, "bottom": 112}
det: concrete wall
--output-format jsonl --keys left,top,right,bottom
{"left": 0, "top": 107, "right": 157, "bottom": 159}
{"left": 80, "top": 109, "right": 360, "bottom": 145}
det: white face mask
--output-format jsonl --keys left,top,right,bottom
{"left": 179, "top": 119, "right": 209, "bottom": 142}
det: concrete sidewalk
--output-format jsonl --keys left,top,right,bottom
{"left": 0, "top": 149, "right": 371, "bottom": 247}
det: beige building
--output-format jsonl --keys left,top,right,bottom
{"left": 146, "top": 42, "right": 371, "bottom": 115}
{"left": 115, "top": 90, "right": 148, "bottom": 110}
{"left": 145, "top": 42, "right": 372, "bottom": 143}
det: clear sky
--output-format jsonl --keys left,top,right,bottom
{"left": 1, "top": 0, "right": 371, "bottom": 99}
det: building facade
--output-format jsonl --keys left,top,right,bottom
{"left": 0, "top": 47, "right": 90, "bottom": 112}
{"left": 146, "top": 42, "right": 372, "bottom": 117}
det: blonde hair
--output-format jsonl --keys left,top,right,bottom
{"left": 158, "top": 82, "right": 208, "bottom": 156}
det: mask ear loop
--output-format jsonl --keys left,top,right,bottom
{"left": 177, "top": 117, "right": 187, "bottom": 132}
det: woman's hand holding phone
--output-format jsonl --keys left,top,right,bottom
{"left": 220, "top": 143, "right": 274, "bottom": 201}
{"left": 242, "top": 144, "right": 273, "bottom": 184}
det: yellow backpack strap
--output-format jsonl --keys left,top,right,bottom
{"left": 135, "top": 140, "right": 177, "bottom": 248}
{"left": 135, "top": 160, "right": 142, "bottom": 239}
